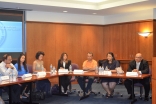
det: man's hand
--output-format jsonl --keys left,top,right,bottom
{"left": 132, "top": 69, "right": 138, "bottom": 72}
{"left": 132, "top": 69, "right": 140, "bottom": 74}
{"left": 5, "top": 64, "right": 14, "bottom": 69}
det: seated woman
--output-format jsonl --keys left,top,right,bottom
{"left": 14, "top": 53, "right": 30, "bottom": 98}
{"left": 57, "top": 53, "right": 73, "bottom": 94}
{"left": 101, "top": 52, "right": 120, "bottom": 98}
{"left": 33, "top": 51, "right": 51, "bottom": 97}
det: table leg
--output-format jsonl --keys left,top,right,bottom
{"left": 131, "top": 79, "right": 137, "bottom": 104}
{"left": 79, "top": 76, "right": 89, "bottom": 100}
{"left": 22, "top": 82, "right": 40, "bottom": 104}
{"left": 8, "top": 86, "right": 12, "bottom": 104}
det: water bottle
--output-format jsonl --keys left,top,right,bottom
{"left": 50, "top": 64, "right": 53, "bottom": 73}
{"left": 98, "top": 66, "right": 101, "bottom": 74}
{"left": 105, "top": 66, "right": 109, "bottom": 71}
{"left": 101, "top": 66, "right": 104, "bottom": 74}
{"left": 52, "top": 66, "right": 56, "bottom": 73}
{"left": 12, "top": 71, "right": 16, "bottom": 81}
{"left": 69, "top": 65, "right": 72, "bottom": 73}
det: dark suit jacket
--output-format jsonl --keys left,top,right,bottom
{"left": 127, "top": 59, "right": 149, "bottom": 74}
{"left": 57, "top": 60, "right": 71, "bottom": 70}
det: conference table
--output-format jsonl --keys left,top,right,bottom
{"left": 0, "top": 72, "right": 59, "bottom": 104}
{"left": 0, "top": 71, "right": 151, "bottom": 104}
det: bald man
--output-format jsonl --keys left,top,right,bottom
{"left": 124, "top": 53, "right": 150, "bottom": 101}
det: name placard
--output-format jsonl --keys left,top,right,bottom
{"left": 103, "top": 71, "right": 112, "bottom": 75}
{"left": 126, "top": 72, "right": 138, "bottom": 76}
{"left": 58, "top": 69, "right": 69, "bottom": 74}
{"left": 23, "top": 73, "right": 32, "bottom": 78}
{"left": 0, "top": 76, "right": 9, "bottom": 81}
{"left": 73, "top": 70, "right": 84, "bottom": 74}
{"left": 37, "top": 72, "right": 46, "bottom": 76}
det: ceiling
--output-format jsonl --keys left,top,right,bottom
{"left": 0, "top": 0, "right": 156, "bottom": 15}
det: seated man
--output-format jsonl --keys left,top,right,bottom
{"left": 0, "top": 54, "right": 21, "bottom": 103}
{"left": 77, "top": 52, "right": 97, "bottom": 96}
{"left": 124, "top": 53, "right": 150, "bottom": 101}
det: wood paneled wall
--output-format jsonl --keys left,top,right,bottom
{"left": 152, "top": 57, "right": 156, "bottom": 104}
{"left": 103, "top": 21, "right": 153, "bottom": 60}
{"left": 26, "top": 22, "right": 104, "bottom": 70}
{"left": 26, "top": 20, "right": 154, "bottom": 84}
{"left": 153, "top": 20, "right": 156, "bottom": 57}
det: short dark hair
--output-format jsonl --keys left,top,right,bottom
{"left": 88, "top": 52, "right": 93, "bottom": 56}
{"left": 2, "top": 54, "right": 11, "bottom": 61}
{"left": 35, "top": 51, "right": 45, "bottom": 59}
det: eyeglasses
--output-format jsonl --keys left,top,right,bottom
{"left": 7, "top": 59, "right": 12, "bottom": 61}
{"left": 135, "top": 57, "right": 142, "bottom": 58}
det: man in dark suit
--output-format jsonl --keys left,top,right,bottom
{"left": 124, "top": 53, "right": 150, "bottom": 101}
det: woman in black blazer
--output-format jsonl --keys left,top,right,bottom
{"left": 57, "top": 53, "right": 71, "bottom": 94}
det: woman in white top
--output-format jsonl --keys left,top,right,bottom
{"left": 33, "top": 51, "right": 51, "bottom": 97}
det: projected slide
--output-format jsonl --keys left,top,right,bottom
{"left": 0, "top": 21, "right": 22, "bottom": 52}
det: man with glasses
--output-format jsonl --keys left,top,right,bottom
{"left": 0, "top": 54, "right": 21, "bottom": 104}
{"left": 124, "top": 53, "right": 150, "bottom": 101}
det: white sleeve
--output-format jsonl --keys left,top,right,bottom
{"left": 0, "top": 65, "right": 12, "bottom": 76}
{"left": 0, "top": 64, "right": 18, "bottom": 76}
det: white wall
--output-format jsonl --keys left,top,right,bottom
{"left": 153, "top": 8, "right": 156, "bottom": 19}
{"left": 26, "top": 9, "right": 155, "bottom": 25}
{"left": 103, "top": 9, "right": 154, "bottom": 25}
{"left": 26, "top": 11, "right": 104, "bottom": 25}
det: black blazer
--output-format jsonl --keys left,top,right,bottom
{"left": 127, "top": 59, "right": 149, "bottom": 74}
{"left": 57, "top": 60, "right": 71, "bottom": 70}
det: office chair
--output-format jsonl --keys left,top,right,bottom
{"left": 134, "top": 68, "right": 152, "bottom": 100}
{"left": 27, "top": 64, "right": 33, "bottom": 73}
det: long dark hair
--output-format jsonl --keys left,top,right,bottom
{"left": 106, "top": 52, "right": 116, "bottom": 62}
{"left": 60, "top": 53, "right": 68, "bottom": 64}
{"left": 17, "top": 54, "right": 28, "bottom": 72}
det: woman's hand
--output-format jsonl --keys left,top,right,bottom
{"left": 18, "top": 84, "right": 22, "bottom": 86}
{"left": 70, "top": 76, "right": 75, "bottom": 81}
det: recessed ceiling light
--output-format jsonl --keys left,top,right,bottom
{"left": 93, "top": 13, "right": 96, "bottom": 14}
{"left": 63, "top": 11, "right": 68, "bottom": 13}
{"left": 76, "top": 0, "right": 107, "bottom": 3}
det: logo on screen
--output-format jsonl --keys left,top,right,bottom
{"left": 0, "top": 22, "right": 7, "bottom": 47}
